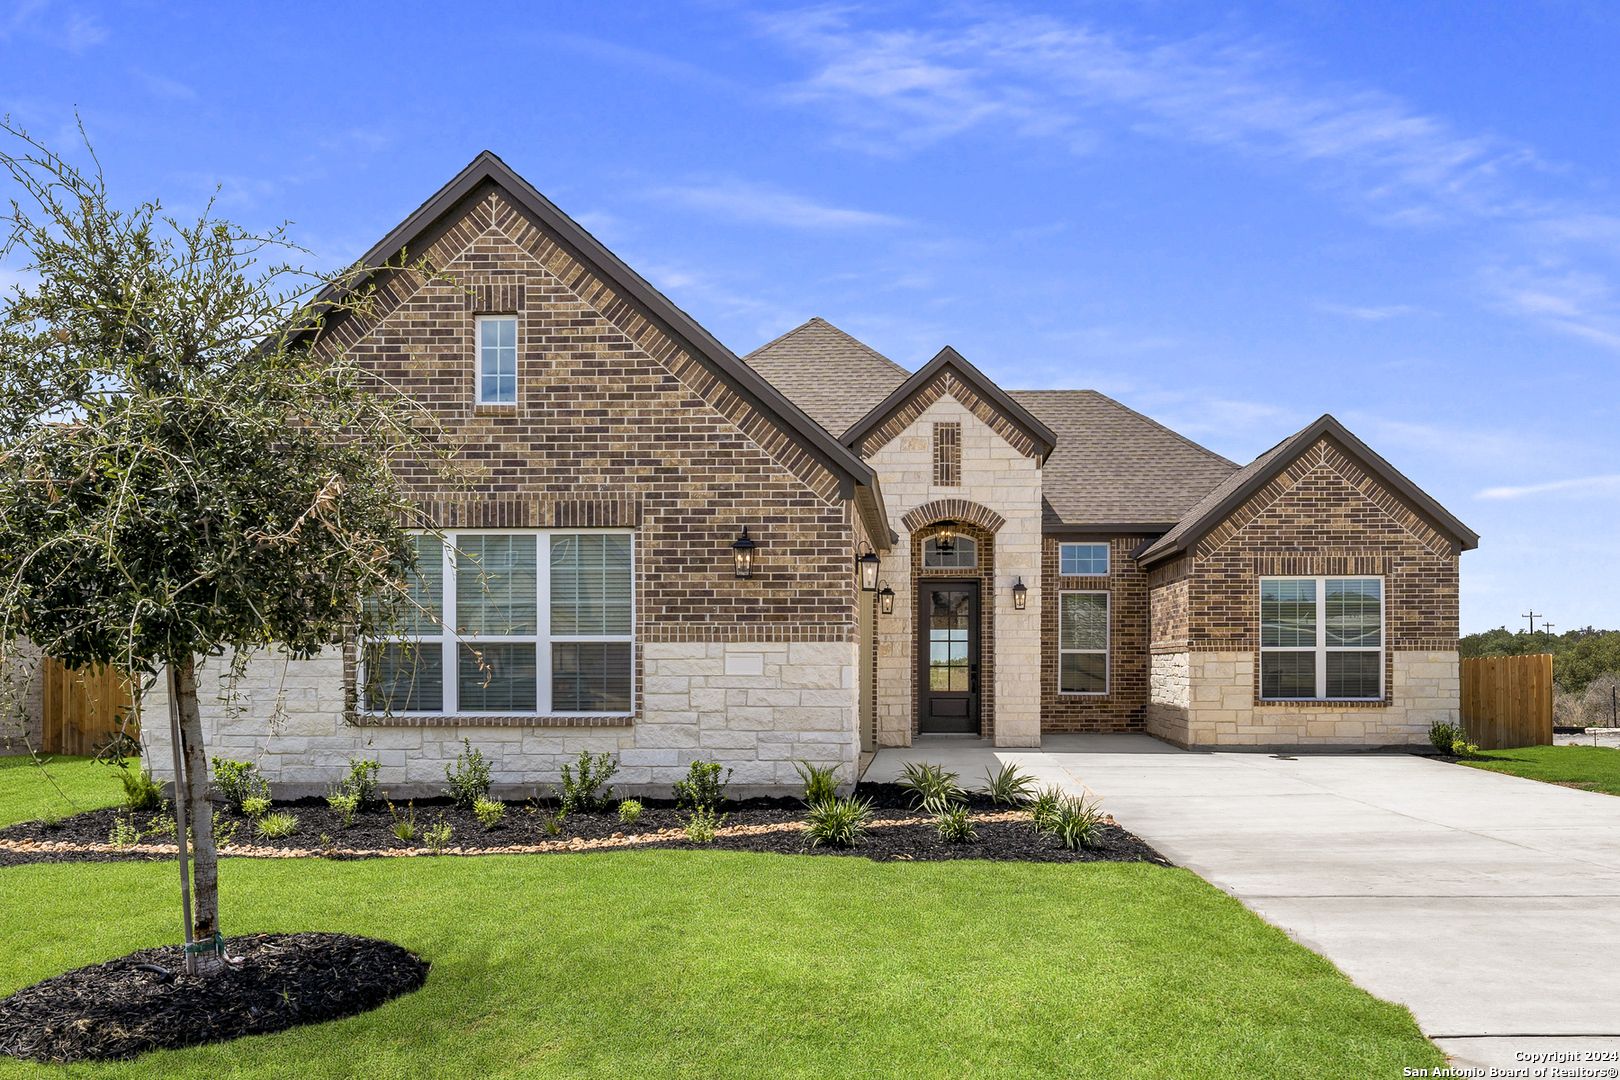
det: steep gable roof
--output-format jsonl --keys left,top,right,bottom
{"left": 844, "top": 346, "right": 1058, "bottom": 461}
{"left": 288, "top": 152, "right": 888, "bottom": 542}
{"left": 743, "top": 318, "right": 911, "bottom": 437}
{"left": 1008, "top": 390, "right": 1238, "bottom": 530}
{"left": 1136, "top": 414, "right": 1480, "bottom": 564}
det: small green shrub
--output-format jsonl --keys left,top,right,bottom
{"left": 443, "top": 738, "right": 493, "bottom": 810}
{"left": 38, "top": 804, "right": 61, "bottom": 829}
{"left": 142, "top": 800, "right": 176, "bottom": 839}
{"left": 617, "top": 799, "right": 644, "bottom": 825}
{"left": 1028, "top": 787, "right": 1062, "bottom": 834}
{"left": 423, "top": 814, "right": 453, "bottom": 854}
{"left": 211, "top": 758, "right": 269, "bottom": 814}
{"left": 1452, "top": 737, "right": 1480, "bottom": 758}
{"left": 119, "top": 765, "right": 163, "bottom": 811}
{"left": 682, "top": 806, "right": 726, "bottom": 844}
{"left": 896, "top": 761, "right": 963, "bottom": 811}
{"left": 558, "top": 750, "right": 620, "bottom": 813}
{"left": 1428, "top": 721, "right": 1460, "bottom": 755}
{"left": 673, "top": 760, "right": 732, "bottom": 814}
{"left": 108, "top": 812, "right": 139, "bottom": 848}
{"left": 935, "top": 804, "right": 977, "bottom": 843}
{"left": 240, "top": 795, "right": 271, "bottom": 819}
{"left": 804, "top": 796, "right": 873, "bottom": 848}
{"left": 344, "top": 759, "right": 380, "bottom": 808}
{"left": 473, "top": 797, "right": 506, "bottom": 830}
{"left": 326, "top": 790, "right": 360, "bottom": 828}
{"left": 1049, "top": 795, "right": 1107, "bottom": 851}
{"left": 793, "top": 761, "right": 840, "bottom": 806}
{"left": 214, "top": 817, "right": 241, "bottom": 848}
{"left": 541, "top": 811, "right": 565, "bottom": 837}
{"left": 255, "top": 811, "right": 299, "bottom": 841}
{"left": 388, "top": 799, "right": 417, "bottom": 843}
{"left": 984, "top": 762, "right": 1037, "bottom": 807}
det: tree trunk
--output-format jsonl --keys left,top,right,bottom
{"left": 175, "top": 654, "right": 223, "bottom": 973}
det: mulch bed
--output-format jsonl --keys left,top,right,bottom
{"left": 0, "top": 932, "right": 428, "bottom": 1063}
{"left": 0, "top": 783, "right": 1171, "bottom": 868}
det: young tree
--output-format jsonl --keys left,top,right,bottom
{"left": 0, "top": 125, "right": 454, "bottom": 969}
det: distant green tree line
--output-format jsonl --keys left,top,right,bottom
{"left": 1460, "top": 627, "right": 1620, "bottom": 694}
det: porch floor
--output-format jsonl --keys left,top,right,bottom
{"left": 861, "top": 733, "right": 1173, "bottom": 794}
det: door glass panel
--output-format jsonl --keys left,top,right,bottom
{"left": 928, "top": 589, "right": 971, "bottom": 692}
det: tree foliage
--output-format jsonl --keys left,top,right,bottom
{"left": 1460, "top": 626, "right": 1620, "bottom": 695}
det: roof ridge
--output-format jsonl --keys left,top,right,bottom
{"left": 1010, "top": 389, "right": 1238, "bottom": 469}
{"left": 743, "top": 317, "right": 825, "bottom": 362}
{"left": 744, "top": 317, "right": 911, "bottom": 376}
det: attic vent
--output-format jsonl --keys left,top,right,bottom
{"left": 466, "top": 282, "right": 525, "bottom": 313}
{"left": 934, "top": 422, "right": 961, "bottom": 487}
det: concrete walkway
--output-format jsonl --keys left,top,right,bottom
{"left": 867, "top": 734, "right": 1620, "bottom": 1071}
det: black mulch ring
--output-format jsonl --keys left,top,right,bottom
{"left": 0, "top": 932, "right": 429, "bottom": 1063}
{"left": 0, "top": 783, "right": 1171, "bottom": 868}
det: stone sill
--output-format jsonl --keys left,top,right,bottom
{"left": 353, "top": 714, "right": 634, "bottom": 728}
{"left": 1254, "top": 700, "right": 1392, "bottom": 710}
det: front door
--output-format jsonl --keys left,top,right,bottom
{"left": 918, "top": 580, "right": 980, "bottom": 734}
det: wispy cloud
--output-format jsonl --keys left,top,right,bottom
{"left": 1477, "top": 474, "right": 1620, "bottom": 500}
{"left": 129, "top": 68, "right": 197, "bottom": 101}
{"left": 1, "top": 1, "right": 107, "bottom": 52}
{"left": 651, "top": 180, "right": 905, "bottom": 230}
{"left": 1483, "top": 264, "right": 1620, "bottom": 351}
{"left": 1316, "top": 302, "right": 1419, "bottom": 321}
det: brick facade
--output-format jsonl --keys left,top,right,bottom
{"left": 1038, "top": 536, "right": 1151, "bottom": 733}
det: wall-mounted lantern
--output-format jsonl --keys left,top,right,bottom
{"left": 1012, "top": 577, "right": 1028, "bottom": 610}
{"left": 934, "top": 519, "right": 958, "bottom": 552}
{"left": 878, "top": 581, "right": 896, "bottom": 615}
{"left": 731, "top": 527, "right": 756, "bottom": 579}
{"left": 857, "top": 544, "right": 881, "bottom": 591}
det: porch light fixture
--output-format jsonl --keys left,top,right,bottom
{"left": 1012, "top": 577, "right": 1028, "bottom": 611}
{"left": 934, "top": 519, "right": 958, "bottom": 552}
{"left": 731, "top": 527, "right": 756, "bottom": 579}
{"left": 878, "top": 581, "right": 896, "bottom": 615}
{"left": 857, "top": 543, "right": 880, "bottom": 591}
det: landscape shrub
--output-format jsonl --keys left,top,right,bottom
{"left": 240, "top": 795, "right": 271, "bottom": 819}
{"left": 1027, "top": 788, "right": 1062, "bottom": 834}
{"left": 443, "top": 738, "right": 492, "bottom": 810}
{"left": 673, "top": 759, "right": 732, "bottom": 813}
{"left": 984, "top": 762, "right": 1037, "bottom": 807}
{"left": 559, "top": 750, "right": 620, "bottom": 813}
{"left": 1428, "top": 721, "right": 1460, "bottom": 755}
{"left": 934, "top": 804, "right": 977, "bottom": 843}
{"left": 108, "top": 812, "right": 139, "bottom": 849}
{"left": 794, "top": 761, "right": 839, "bottom": 806}
{"left": 255, "top": 811, "right": 299, "bottom": 841}
{"left": 682, "top": 806, "right": 726, "bottom": 844}
{"left": 617, "top": 799, "right": 643, "bottom": 825}
{"left": 144, "top": 803, "right": 176, "bottom": 838}
{"left": 388, "top": 799, "right": 417, "bottom": 842}
{"left": 119, "top": 765, "right": 163, "bottom": 811}
{"left": 1049, "top": 795, "right": 1107, "bottom": 851}
{"left": 423, "top": 814, "right": 453, "bottom": 853}
{"left": 473, "top": 798, "right": 506, "bottom": 830}
{"left": 326, "top": 791, "right": 360, "bottom": 828}
{"left": 211, "top": 758, "right": 269, "bottom": 814}
{"left": 804, "top": 796, "right": 873, "bottom": 848}
{"left": 343, "top": 759, "right": 380, "bottom": 808}
{"left": 896, "top": 761, "right": 963, "bottom": 811}
{"left": 38, "top": 804, "right": 61, "bottom": 829}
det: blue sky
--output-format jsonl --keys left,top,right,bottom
{"left": 3, "top": 0, "right": 1617, "bottom": 634}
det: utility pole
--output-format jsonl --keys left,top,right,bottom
{"left": 1542, "top": 623, "right": 1555, "bottom": 636}
{"left": 1522, "top": 610, "right": 1542, "bottom": 634}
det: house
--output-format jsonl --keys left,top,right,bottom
{"left": 130, "top": 152, "right": 1477, "bottom": 797}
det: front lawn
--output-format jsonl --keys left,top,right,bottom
{"left": 0, "top": 754, "right": 126, "bottom": 828}
{"left": 0, "top": 855, "right": 1442, "bottom": 1079}
{"left": 1460, "top": 744, "right": 1620, "bottom": 796}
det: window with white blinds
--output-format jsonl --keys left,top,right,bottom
{"left": 362, "top": 531, "right": 633, "bottom": 715}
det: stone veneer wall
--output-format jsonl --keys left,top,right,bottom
{"left": 0, "top": 641, "right": 45, "bottom": 755}
{"left": 1145, "top": 435, "right": 1462, "bottom": 749}
{"left": 865, "top": 393, "right": 1043, "bottom": 747}
{"left": 143, "top": 182, "right": 864, "bottom": 796}
{"left": 1038, "top": 536, "right": 1150, "bottom": 732}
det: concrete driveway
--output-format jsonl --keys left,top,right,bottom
{"left": 867, "top": 734, "right": 1620, "bottom": 1071}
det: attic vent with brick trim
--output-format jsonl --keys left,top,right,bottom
{"left": 465, "top": 282, "right": 525, "bottom": 313}
{"left": 934, "top": 422, "right": 961, "bottom": 487}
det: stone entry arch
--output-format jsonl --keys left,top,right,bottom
{"left": 901, "top": 499, "right": 1006, "bottom": 536}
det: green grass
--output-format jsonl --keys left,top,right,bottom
{"left": 0, "top": 854, "right": 1442, "bottom": 1079}
{"left": 0, "top": 753, "right": 127, "bottom": 827}
{"left": 1461, "top": 744, "right": 1620, "bottom": 796}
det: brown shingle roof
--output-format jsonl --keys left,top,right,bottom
{"left": 1008, "top": 390, "right": 1238, "bottom": 529}
{"left": 743, "top": 318, "right": 911, "bottom": 437}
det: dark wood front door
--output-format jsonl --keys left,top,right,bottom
{"left": 918, "top": 580, "right": 980, "bottom": 734}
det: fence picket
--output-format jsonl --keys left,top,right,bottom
{"left": 1460, "top": 654, "right": 1552, "bottom": 750}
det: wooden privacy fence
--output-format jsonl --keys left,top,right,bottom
{"left": 1460, "top": 654, "right": 1553, "bottom": 750}
{"left": 41, "top": 657, "right": 138, "bottom": 757}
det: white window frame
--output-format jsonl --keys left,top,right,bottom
{"left": 1058, "top": 590, "right": 1109, "bottom": 695}
{"left": 362, "top": 528, "right": 635, "bottom": 717}
{"left": 1258, "top": 576, "right": 1384, "bottom": 702}
{"left": 475, "top": 315, "right": 519, "bottom": 405}
{"left": 1059, "top": 543, "right": 1109, "bottom": 577}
